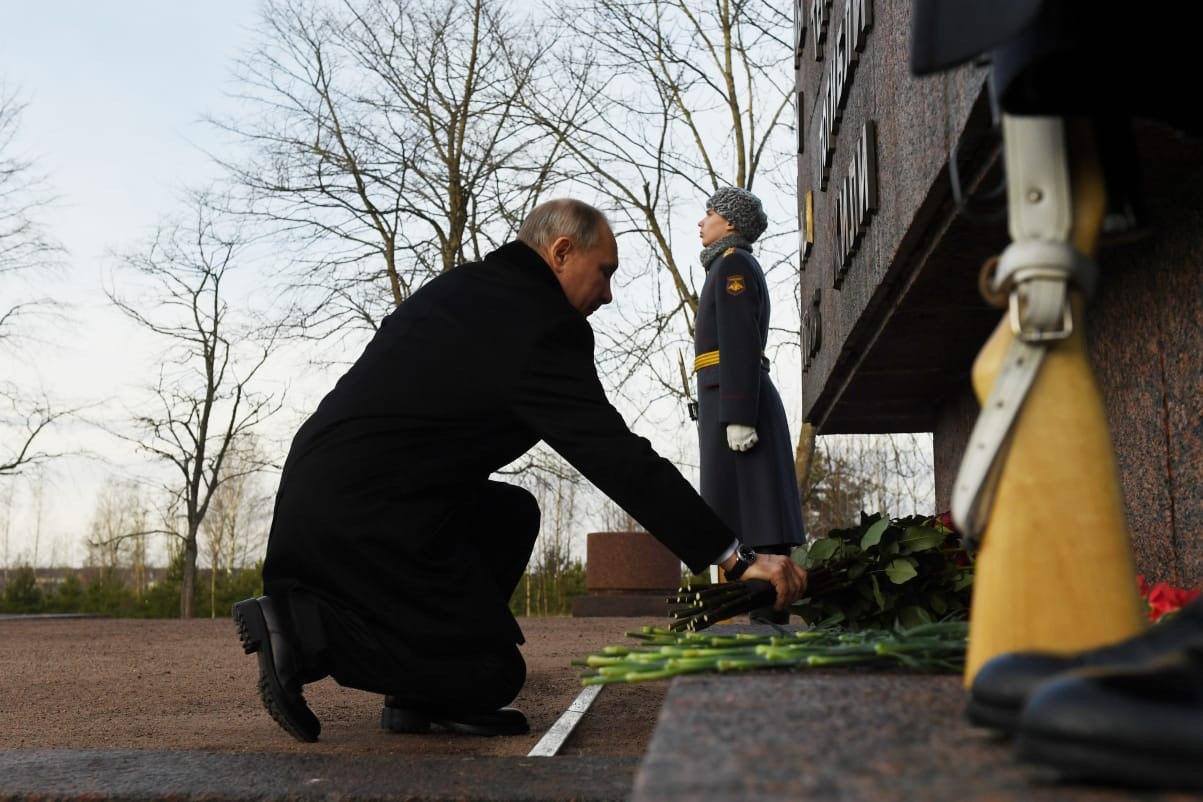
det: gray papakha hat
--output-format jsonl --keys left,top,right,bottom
{"left": 706, "top": 186, "right": 768, "bottom": 242}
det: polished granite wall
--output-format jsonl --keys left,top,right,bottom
{"left": 932, "top": 124, "right": 1202, "bottom": 585}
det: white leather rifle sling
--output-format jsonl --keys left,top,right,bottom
{"left": 951, "top": 115, "right": 1099, "bottom": 549}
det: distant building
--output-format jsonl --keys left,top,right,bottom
{"left": 793, "top": 1, "right": 1201, "bottom": 582}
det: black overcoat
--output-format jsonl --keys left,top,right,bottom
{"left": 263, "top": 241, "right": 733, "bottom": 654}
{"left": 694, "top": 247, "right": 804, "bottom": 550}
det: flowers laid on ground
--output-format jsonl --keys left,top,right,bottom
{"left": 574, "top": 621, "right": 968, "bottom": 685}
{"left": 672, "top": 512, "right": 972, "bottom": 633}
{"left": 790, "top": 512, "right": 972, "bottom": 630}
{"left": 1138, "top": 575, "right": 1201, "bottom": 622}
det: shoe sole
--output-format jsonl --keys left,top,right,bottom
{"left": 381, "top": 706, "right": 432, "bottom": 734}
{"left": 381, "top": 707, "right": 529, "bottom": 737}
{"left": 233, "top": 599, "right": 320, "bottom": 743}
{"left": 965, "top": 696, "right": 1020, "bottom": 734}
{"left": 1018, "top": 731, "right": 1203, "bottom": 789}
{"left": 433, "top": 718, "right": 531, "bottom": 737}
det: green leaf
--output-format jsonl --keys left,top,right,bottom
{"left": 815, "top": 610, "right": 845, "bottom": 627}
{"left": 953, "top": 572, "right": 975, "bottom": 592}
{"left": 927, "top": 591, "right": 948, "bottom": 615}
{"left": 806, "top": 538, "right": 840, "bottom": 564}
{"left": 848, "top": 563, "right": 866, "bottom": 580}
{"left": 870, "top": 574, "right": 885, "bottom": 611}
{"left": 885, "top": 558, "right": 919, "bottom": 585}
{"left": 899, "top": 526, "right": 946, "bottom": 553}
{"left": 860, "top": 518, "right": 890, "bottom": 550}
{"left": 898, "top": 605, "right": 934, "bottom": 629}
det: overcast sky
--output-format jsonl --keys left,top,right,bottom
{"left": 0, "top": 1, "right": 825, "bottom": 568}
{"left": 1, "top": 2, "right": 268, "bottom": 566}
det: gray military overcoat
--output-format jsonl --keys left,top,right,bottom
{"left": 694, "top": 246, "right": 805, "bottom": 549}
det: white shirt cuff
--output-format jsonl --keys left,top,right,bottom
{"left": 714, "top": 538, "right": 740, "bottom": 567}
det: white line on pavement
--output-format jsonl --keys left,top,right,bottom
{"left": 526, "top": 684, "right": 603, "bottom": 757}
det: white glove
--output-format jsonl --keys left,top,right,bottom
{"left": 726, "top": 424, "right": 759, "bottom": 452}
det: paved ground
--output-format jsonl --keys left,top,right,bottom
{"left": 0, "top": 616, "right": 665, "bottom": 758}
{"left": 8, "top": 618, "right": 1194, "bottom": 800}
{"left": 0, "top": 750, "right": 639, "bottom": 801}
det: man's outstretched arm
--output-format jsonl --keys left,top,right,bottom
{"left": 509, "top": 315, "right": 807, "bottom": 605}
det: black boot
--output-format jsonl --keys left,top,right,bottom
{"left": 381, "top": 697, "right": 529, "bottom": 737}
{"left": 1016, "top": 644, "right": 1203, "bottom": 789}
{"left": 968, "top": 598, "right": 1203, "bottom": 733}
{"left": 233, "top": 596, "right": 322, "bottom": 742}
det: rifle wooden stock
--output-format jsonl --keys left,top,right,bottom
{"left": 964, "top": 122, "right": 1145, "bottom": 684}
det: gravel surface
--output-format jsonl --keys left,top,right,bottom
{"left": 0, "top": 616, "right": 667, "bottom": 758}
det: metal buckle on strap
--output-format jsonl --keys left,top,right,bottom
{"left": 1008, "top": 290, "right": 1074, "bottom": 343}
{"left": 993, "top": 241, "right": 1092, "bottom": 344}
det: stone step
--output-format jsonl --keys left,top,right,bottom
{"left": 0, "top": 749, "right": 638, "bottom": 801}
{"left": 632, "top": 672, "right": 1203, "bottom": 801}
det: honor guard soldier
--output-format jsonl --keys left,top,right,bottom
{"left": 234, "top": 199, "right": 808, "bottom": 743}
{"left": 694, "top": 188, "right": 805, "bottom": 623}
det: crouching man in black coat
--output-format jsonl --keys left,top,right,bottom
{"left": 234, "top": 199, "right": 808, "bottom": 741}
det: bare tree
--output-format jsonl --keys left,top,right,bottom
{"left": 524, "top": 0, "right": 797, "bottom": 410}
{"left": 0, "top": 84, "right": 67, "bottom": 478}
{"left": 85, "top": 479, "right": 147, "bottom": 576}
{"left": 0, "top": 480, "right": 13, "bottom": 582}
{"left": 802, "top": 434, "right": 936, "bottom": 535}
{"left": 0, "top": 390, "right": 71, "bottom": 478}
{"left": 200, "top": 436, "right": 271, "bottom": 618}
{"left": 106, "top": 194, "right": 283, "bottom": 617}
{"left": 598, "top": 498, "right": 645, "bottom": 533}
{"left": 525, "top": 467, "right": 579, "bottom": 615}
{"left": 213, "top": 0, "right": 565, "bottom": 345}
{"left": 0, "top": 84, "right": 61, "bottom": 342}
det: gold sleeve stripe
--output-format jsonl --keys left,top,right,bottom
{"left": 693, "top": 350, "right": 721, "bottom": 372}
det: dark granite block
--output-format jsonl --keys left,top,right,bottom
{"left": 572, "top": 593, "right": 672, "bottom": 618}
{"left": 632, "top": 673, "right": 1200, "bottom": 801}
{"left": 933, "top": 385, "right": 979, "bottom": 513}
{"left": 1091, "top": 241, "right": 1179, "bottom": 583}
{"left": 1089, "top": 123, "right": 1203, "bottom": 585}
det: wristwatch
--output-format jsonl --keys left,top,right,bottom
{"left": 725, "top": 543, "right": 758, "bottom": 580}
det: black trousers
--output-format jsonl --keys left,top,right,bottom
{"left": 281, "top": 481, "right": 540, "bottom": 713}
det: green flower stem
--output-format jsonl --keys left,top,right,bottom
{"left": 580, "top": 624, "right": 968, "bottom": 685}
{"left": 715, "top": 657, "right": 778, "bottom": 672}
{"left": 805, "top": 654, "right": 878, "bottom": 667}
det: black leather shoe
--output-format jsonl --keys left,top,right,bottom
{"left": 1016, "top": 645, "right": 1203, "bottom": 789}
{"left": 233, "top": 596, "right": 321, "bottom": 742}
{"left": 968, "top": 598, "right": 1203, "bottom": 733}
{"left": 381, "top": 697, "right": 529, "bottom": 737}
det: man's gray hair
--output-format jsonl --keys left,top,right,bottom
{"left": 517, "top": 199, "right": 610, "bottom": 252}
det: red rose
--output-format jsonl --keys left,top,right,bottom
{"left": 1144, "top": 581, "right": 1201, "bottom": 622}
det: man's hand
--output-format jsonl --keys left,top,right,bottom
{"left": 722, "top": 552, "right": 808, "bottom": 610}
{"left": 726, "top": 424, "right": 759, "bottom": 452}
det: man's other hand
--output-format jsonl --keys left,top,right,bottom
{"left": 736, "top": 554, "right": 808, "bottom": 610}
{"left": 726, "top": 424, "right": 759, "bottom": 451}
